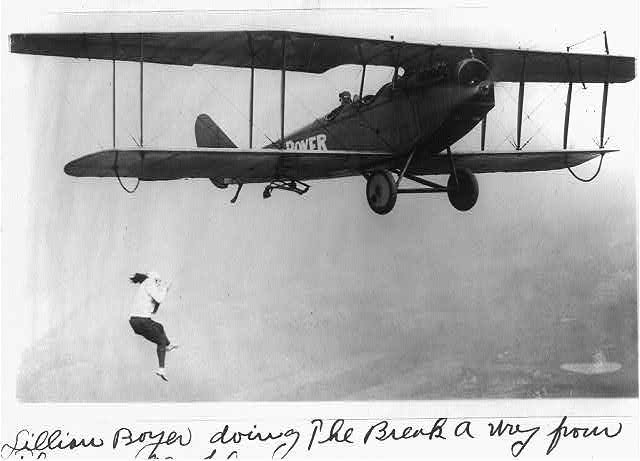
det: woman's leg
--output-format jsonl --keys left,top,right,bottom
{"left": 130, "top": 317, "right": 171, "bottom": 380}
{"left": 151, "top": 320, "right": 170, "bottom": 369}
{"left": 157, "top": 345, "right": 166, "bottom": 368}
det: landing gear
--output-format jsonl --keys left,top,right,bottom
{"left": 364, "top": 148, "right": 480, "bottom": 214}
{"left": 447, "top": 168, "right": 478, "bottom": 211}
{"left": 366, "top": 170, "right": 397, "bottom": 215}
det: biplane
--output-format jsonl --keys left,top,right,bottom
{"left": 10, "top": 30, "right": 635, "bottom": 214}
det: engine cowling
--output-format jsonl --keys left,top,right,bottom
{"left": 456, "top": 58, "right": 490, "bottom": 86}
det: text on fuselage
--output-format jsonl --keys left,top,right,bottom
{"left": 285, "top": 134, "right": 327, "bottom": 151}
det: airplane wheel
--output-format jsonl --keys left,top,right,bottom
{"left": 209, "top": 177, "right": 228, "bottom": 189}
{"left": 366, "top": 170, "right": 397, "bottom": 215}
{"left": 447, "top": 168, "right": 478, "bottom": 211}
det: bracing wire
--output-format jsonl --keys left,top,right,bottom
{"left": 498, "top": 81, "right": 562, "bottom": 149}
{"left": 191, "top": 66, "right": 276, "bottom": 147}
{"left": 566, "top": 32, "right": 606, "bottom": 51}
{"left": 489, "top": 85, "right": 518, "bottom": 149}
{"left": 59, "top": 65, "right": 106, "bottom": 151}
{"left": 143, "top": 69, "right": 192, "bottom": 146}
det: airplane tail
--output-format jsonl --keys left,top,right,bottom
{"left": 194, "top": 113, "right": 237, "bottom": 148}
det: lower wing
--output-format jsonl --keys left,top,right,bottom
{"left": 63, "top": 148, "right": 395, "bottom": 183}
{"left": 408, "top": 149, "right": 616, "bottom": 175}
{"left": 63, "top": 148, "right": 616, "bottom": 182}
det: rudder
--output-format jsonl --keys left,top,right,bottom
{"left": 195, "top": 114, "right": 237, "bottom": 148}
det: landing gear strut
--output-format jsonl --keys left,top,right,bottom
{"left": 230, "top": 183, "right": 243, "bottom": 203}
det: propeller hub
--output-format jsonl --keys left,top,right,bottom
{"left": 477, "top": 80, "right": 492, "bottom": 97}
{"left": 456, "top": 57, "right": 490, "bottom": 87}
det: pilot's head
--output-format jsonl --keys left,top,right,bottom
{"left": 339, "top": 91, "right": 352, "bottom": 104}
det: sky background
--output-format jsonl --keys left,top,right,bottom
{"left": 1, "top": 0, "right": 637, "bottom": 401}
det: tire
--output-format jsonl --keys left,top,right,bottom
{"left": 366, "top": 170, "right": 397, "bottom": 215}
{"left": 447, "top": 168, "right": 479, "bottom": 211}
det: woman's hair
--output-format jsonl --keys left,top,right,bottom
{"left": 129, "top": 272, "right": 149, "bottom": 284}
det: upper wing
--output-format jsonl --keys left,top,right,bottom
{"left": 10, "top": 31, "right": 635, "bottom": 83}
{"left": 408, "top": 149, "right": 616, "bottom": 175}
{"left": 63, "top": 148, "right": 396, "bottom": 182}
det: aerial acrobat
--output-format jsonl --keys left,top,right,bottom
{"left": 128, "top": 272, "right": 177, "bottom": 381}
{"left": 10, "top": 30, "right": 635, "bottom": 214}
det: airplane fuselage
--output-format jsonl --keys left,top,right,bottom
{"left": 270, "top": 74, "right": 495, "bottom": 157}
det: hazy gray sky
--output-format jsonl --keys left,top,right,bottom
{"left": 2, "top": 1, "right": 637, "bottom": 401}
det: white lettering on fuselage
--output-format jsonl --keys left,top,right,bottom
{"left": 285, "top": 134, "right": 327, "bottom": 151}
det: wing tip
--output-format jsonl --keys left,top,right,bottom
{"left": 9, "top": 34, "right": 21, "bottom": 53}
{"left": 64, "top": 158, "right": 81, "bottom": 176}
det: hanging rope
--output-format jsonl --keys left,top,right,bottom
{"left": 114, "top": 150, "right": 142, "bottom": 193}
{"left": 116, "top": 173, "right": 140, "bottom": 193}
{"left": 566, "top": 153, "right": 604, "bottom": 182}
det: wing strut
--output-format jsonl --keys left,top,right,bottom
{"left": 112, "top": 37, "right": 116, "bottom": 149}
{"left": 599, "top": 31, "right": 610, "bottom": 148}
{"left": 139, "top": 34, "right": 144, "bottom": 147}
{"left": 280, "top": 34, "right": 286, "bottom": 147}
{"left": 563, "top": 48, "right": 573, "bottom": 149}
{"left": 563, "top": 81, "right": 573, "bottom": 149}
{"left": 247, "top": 33, "right": 255, "bottom": 148}
{"left": 480, "top": 115, "right": 487, "bottom": 151}
{"left": 515, "top": 54, "right": 526, "bottom": 150}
